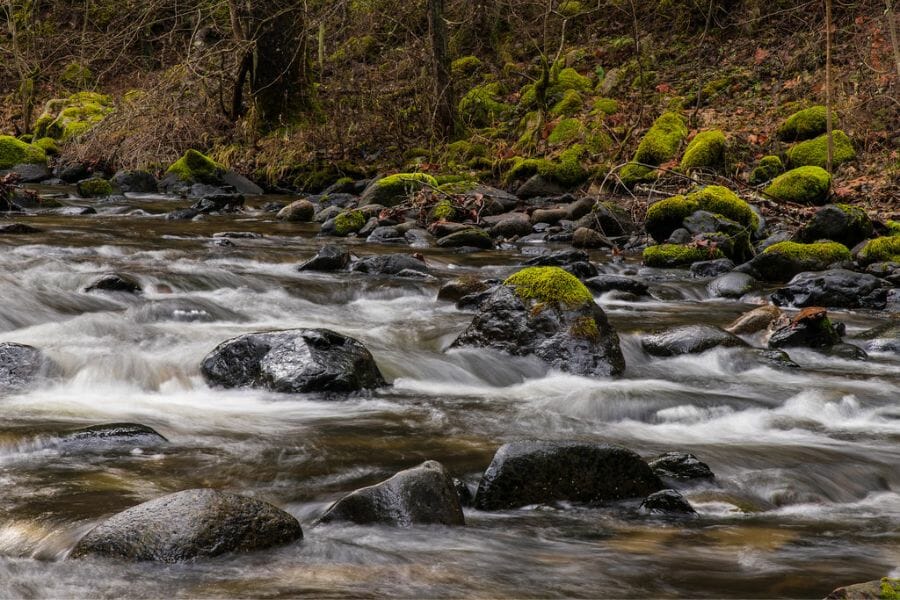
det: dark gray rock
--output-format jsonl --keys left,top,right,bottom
{"left": 491, "top": 216, "right": 532, "bottom": 238}
{"left": 530, "top": 208, "right": 569, "bottom": 225}
{"left": 0, "top": 223, "right": 41, "bottom": 234}
{"left": 648, "top": 452, "right": 715, "bottom": 481}
{"left": 57, "top": 163, "right": 91, "bottom": 183}
{"left": 474, "top": 440, "right": 663, "bottom": 510}
{"left": 523, "top": 250, "right": 598, "bottom": 279}
{"left": 350, "top": 254, "right": 429, "bottom": 276}
{"left": 855, "top": 321, "right": 900, "bottom": 354}
{"left": 8, "top": 163, "right": 51, "bottom": 183}
{"left": 298, "top": 245, "right": 350, "bottom": 272}
{"left": 112, "top": 170, "right": 158, "bottom": 194}
{"left": 212, "top": 232, "right": 263, "bottom": 239}
{"left": 69, "top": 489, "right": 302, "bottom": 562}
{"left": 200, "top": 329, "right": 385, "bottom": 394}
{"left": 516, "top": 175, "right": 566, "bottom": 199}
{"left": 583, "top": 275, "right": 649, "bottom": 296}
{"left": 707, "top": 272, "right": 757, "bottom": 298}
{"left": 823, "top": 342, "right": 868, "bottom": 360}
{"left": 403, "top": 228, "right": 432, "bottom": 247}
{"left": 0, "top": 342, "right": 53, "bottom": 392}
{"left": 55, "top": 423, "right": 167, "bottom": 453}
{"left": 436, "top": 228, "right": 493, "bottom": 249}
{"left": 690, "top": 258, "right": 735, "bottom": 278}
{"left": 84, "top": 273, "right": 142, "bottom": 294}
{"left": 276, "top": 199, "right": 315, "bottom": 222}
{"left": 768, "top": 309, "right": 842, "bottom": 350}
{"left": 437, "top": 277, "right": 490, "bottom": 303}
{"left": 572, "top": 227, "right": 611, "bottom": 249}
{"left": 165, "top": 207, "right": 200, "bottom": 221}
{"left": 318, "top": 461, "right": 464, "bottom": 527}
{"left": 639, "top": 489, "right": 696, "bottom": 515}
{"left": 641, "top": 325, "right": 748, "bottom": 356}
{"left": 730, "top": 348, "right": 800, "bottom": 370}
{"left": 451, "top": 286, "right": 625, "bottom": 377}
{"left": 366, "top": 226, "right": 407, "bottom": 245}
{"left": 795, "top": 204, "right": 872, "bottom": 248}
{"left": 191, "top": 194, "right": 244, "bottom": 214}
{"left": 315, "top": 205, "right": 342, "bottom": 223}
{"left": 771, "top": 269, "right": 892, "bottom": 310}
{"left": 220, "top": 171, "right": 263, "bottom": 196}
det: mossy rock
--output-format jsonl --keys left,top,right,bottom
{"left": 558, "top": 0, "right": 584, "bottom": 16}
{"left": 858, "top": 237, "right": 900, "bottom": 264}
{"left": 634, "top": 112, "right": 688, "bottom": 166}
{"left": 444, "top": 140, "right": 487, "bottom": 164}
{"left": 32, "top": 92, "right": 113, "bottom": 142}
{"left": 592, "top": 98, "right": 618, "bottom": 115}
{"left": 166, "top": 150, "right": 225, "bottom": 184}
{"left": 887, "top": 220, "right": 900, "bottom": 236}
{"left": 777, "top": 105, "right": 827, "bottom": 141}
{"left": 555, "top": 68, "right": 592, "bottom": 93}
{"left": 548, "top": 118, "right": 583, "bottom": 145}
{"left": 77, "top": 178, "right": 114, "bottom": 198}
{"left": 550, "top": 90, "right": 584, "bottom": 117}
{"left": 428, "top": 199, "right": 459, "bottom": 222}
{"left": 458, "top": 83, "right": 512, "bottom": 128}
{"left": 504, "top": 266, "right": 593, "bottom": 308}
{"left": 786, "top": 130, "right": 855, "bottom": 169}
{"left": 60, "top": 62, "right": 93, "bottom": 89}
{"left": 643, "top": 244, "right": 725, "bottom": 268}
{"left": 334, "top": 210, "right": 366, "bottom": 236}
{"left": 764, "top": 166, "right": 831, "bottom": 205}
{"left": 0, "top": 135, "right": 47, "bottom": 169}
{"left": 764, "top": 241, "right": 850, "bottom": 266}
{"left": 645, "top": 195, "right": 698, "bottom": 242}
{"left": 506, "top": 145, "right": 588, "bottom": 188}
{"left": 361, "top": 172, "right": 438, "bottom": 207}
{"left": 749, "top": 155, "right": 783, "bottom": 185}
{"left": 680, "top": 130, "right": 726, "bottom": 172}
{"left": 686, "top": 185, "right": 759, "bottom": 232}
{"left": 619, "top": 162, "right": 657, "bottom": 188}
{"left": 33, "top": 137, "right": 60, "bottom": 156}
{"left": 451, "top": 56, "right": 483, "bottom": 78}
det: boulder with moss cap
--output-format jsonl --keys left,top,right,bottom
{"left": 32, "top": 92, "right": 113, "bottom": 142}
{"left": 643, "top": 243, "right": 725, "bottom": 268}
{"left": 160, "top": 149, "right": 262, "bottom": 197}
{"left": 795, "top": 204, "right": 872, "bottom": 248}
{"left": 764, "top": 166, "right": 831, "bottom": 205}
{"left": 786, "top": 130, "right": 855, "bottom": 169}
{"left": 745, "top": 241, "right": 850, "bottom": 282}
{"left": 857, "top": 236, "right": 900, "bottom": 265}
{"left": 680, "top": 130, "right": 726, "bottom": 173}
{"left": 359, "top": 173, "right": 438, "bottom": 207}
{"left": 0, "top": 136, "right": 47, "bottom": 170}
{"left": 451, "top": 266, "right": 625, "bottom": 376}
{"left": 776, "top": 105, "right": 827, "bottom": 141}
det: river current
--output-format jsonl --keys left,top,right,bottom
{"left": 0, "top": 192, "right": 897, "bottom": 598}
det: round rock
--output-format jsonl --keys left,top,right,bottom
{"left": 641, "top": 325, "right": 748, "bottom": 356}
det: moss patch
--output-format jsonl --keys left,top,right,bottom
{"left": 887, "top": 220, "right": 900, "bottom": 236}
{"left": 77, "top": 178, "right": 113, "bottom": 198}
{"left": 33, "top": 137, "right": 60, "bottom": 156}
{"left": 619, "top": 162, "right": 657, "bottom": 188}
{"left": 569, "top": 316, "right": 600, "bottom": 341}
{"left": 504, "top": 266, "right": 593, "bottom": 308}
{"left": 786, "top": 130, "right": 856, "bottom": 169}
{"left": 33, "top": 92, "right": 113, "bottom": 141}
{"left": 458, "top": 83, "right": 512, "bottom": 127}
{"left": 451, "top": 55, "right": 483, "bottom": 78}
{"left": 680, "top": 130, "right": 726, "bottom": 172}
{"left": 643, "top": 244, "right": 725, "bottom": 267}
{"left": 592, "top": 98, "right": 618, "bottom": 115}
{"left": 645, "top": 195, "right": 699, "bottom": 242}
{"left": 548, "top": 118, "right": 583, "bottom": 145}
{"left": 881, "top": 578, "right": 900, "bottom": 600}
{"left": 334, "top": 210, "right": 366, "bottom": 236}
{"left": 777, "top": 105, "right": 827, "bottom": 141}
{"left": 687, "top": 185, "right": 759, "bottom": 231}
{"left": 550, "top": 90, "right": 584, "bottom": 117}
{"left": 763, "top": 241, "right": 850, "bottom": 264}
{"left": 428, "top": 199, "right": 458, "bottom": 222}
{"left": 0, "top": 136, "right": 47, "bottom": 169}
{"left": 166, "top": 149, "right": 225, "bottom": 183}
{"left": 634, "top": 112, "right": 688, "bottom": 166}
{"left": 556, "top": 67, "right": 592, "bottom": 93}
{"left": 365, "top": 172, "right": 438, "bottom": 206}
{"left": 764, "top": 166, "right": 831, "bottom": 205}
{"left": 750, "top": 155, "right": 783, "bottom": 185}
{"left": 858, "top": 237, "right": 900, "bottom": 263}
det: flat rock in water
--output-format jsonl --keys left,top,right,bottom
{"left": 298, "top": 244, "right": 350, "bottom": 272}
{"left": 690, "top": 258, "right": 735, "bottom": 278}
{"left": 639, "top": 489, "right": 696, "bottom": 515}
{"left": 200, "top": 328, "right": 385, "bottom": 394}
{"left": 641, "top": 325, "right": 748, "bottom": 356}
{"left": 0, "top": 342, "right": 54, "bottom": 392}
{"left": 474, "top": 440, "right": 662, "bottom": 510}
{"left": 349, "top": 253, "right": 428, "bottom": 276}
{"left": 55, "top": 423, "right": 167, "bottom": 453}
{"left": 583, "top": 275, "right": 649, "bottom": 296}
{"left": 69, "top": 489, "right": 302, "bottom": 562}
{"left": 826, "top": 579, "right": 899, "bottom": 600}
{"left": 771, "top": 269, "right": 891, "bottom": 310}
{"left": 84, "top": 273, "right": 142, "bottom": 294}
{"left": 707, "top": 272, "right": 757, "bottom": 298}
{"left": 318, "top": 461, "right": 465, "bottom": 527}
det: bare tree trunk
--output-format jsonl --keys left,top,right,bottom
{"left": 887, "top": 0, "right": 900, "bottom": 79}
{"left": 825, "top": 0, "right": 834, "bottom": 174}
{"left": 428, "top": 0, "right": 456, "bottom": 139}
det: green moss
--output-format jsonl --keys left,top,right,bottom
{"left": 77, "top": 177, "right": 113, "bottom": 198}
{"left": 33, "top": 137, "right": 60, "bottom": 155}
{"left": 365, "top": 172, "right": 438, "bottom": 206}
{"left": 680, "top": 130, "right": 726, "bottom": 172}
{"left": 548, "top": 118, "right": 583, "bottom": 145}
{"left": 643, "top": 244, "right": 725, "bottom": 267}
{"left": 445, "top": 140, "right": 487, "bottom": 162}
{"left": 764, "top": 166, "right": 831, "bottom": 205}
{"left": 556, "top": 68, "right": 592, "bottom": 93}
{"left": 506, "top": 145, "right": 587, "bottom": 187}
{"left": 881, "top": 578, "right": 900, "bottom": 600}
{"left": 166, "top": 149, "right": 225, "bottom": 183}
{"left": 777, "top": 105, "right": 827, "bottom": 141}
{"left": 592, "top": 98, "right": 618, "bottom": 115}
{"left": 550, "top": 90, "right": 584, "bottom": 117}
{"left": 32, "top": 92, "right": 113, "bottom": 141}
{"left": 504, "top": 266, "right": 593, "bottom": 308}
{"left": 763, "top": 241, "right": 851, "bottom": 264}
{"left": 619, "top": 162, "right": 657, "bottom": 188}
{"left": 645, "top": 195, "right": 699, "bottom": 242}
{"left": 558, "top": 0, "right": 584, "bottom": 16}
{"left": 786, "top": 130, "right": 856, "bottom": 169}
{"left": 60, "top": 62, "right": 93, "bottom": 89}
{"left": 429, "top": 199, "right": 457, "bottom": 222}
{"left": 858, "top": 237, "right": 900, "bottom": 263}
{"left": 458, "top": 83, "right": 512, "bottom": 127}
{"left": 451, "top": 55, "right": 483, "bottom": 78}
{"left": 887, "top": 220, "right": 900, "bottom": 236}
{"left": 569, "top": 316, "right": 600, "bottom": 341}
{"left": 634, "top": 112, "right": 688, "bottom": 166}
{"left": 330, "top": 35, "right": 377, "bottom": 63}
{"left": 437, "top": 179, "right": 478, "bottom": 194}
{"left": 0, "top": 136, "right": 47, "bottom": 169}
{"left": 687, "top": 185, "right": 759, "bottom": 231}
{"left": 750, "top": 155, "right": 783, "bottom": 185}
{"left": 334, "top": 210, "right": 366, "bottom": 236}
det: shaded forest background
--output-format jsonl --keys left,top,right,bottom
{"left": 0, "top": 0, "right": 897, "bottom": 202}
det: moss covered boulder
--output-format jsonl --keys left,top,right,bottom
{"left": 786, "top": 130, "right": 855, "bottom": 169}
{"left": 827, "top": 578, "right": 899, "bottom": 600}
{"left": 76, "top": 177, "right": 114, "bottom": 198}
{"left": 634, "top": 112, "right": 688, "bottom": 166}
{"left": 687, "top": 186, "right": 759, "bottom": 232}
{"left": 451, "top": 266, "right": 625, "bottom": 377}
{"left": 33, "top": 92, "right": 113, "bottom": 142}
{"left": 360, "top": 173, "right": 438, "bottom": 207}
{"left": 0, "top": 136, "right": 47, "bottom": 170}
{"left": 749, "top": 155, "right": 784, "bottom": 185}
{"left": 680, "top": 130, "right": 726, "bottom": 172}
{"left": 325, "top": 209, "right": 366, "bottom": 237}
{"left": 858, "top": 236, "right": 900, "bottom": 265}
{"left": 458, "top": 83, "right": 512, "bottom": 128}
{"left": 764, "top": 166, "right": 831, "bottom": 205}
{"left": 795, "top": 204, "right": 872, "bottom": 247}
{"left": 776, "top": 105, "right": 827, "bottom": 141}
{"left": 166, "top": 149, "right": 225, "bottom": 184}
{"left": 643, "top": 244, "right": 725, "bottom": 268}
{"left": 747, "top": 241, "right": 850, "bottom": 282}
{"left": 645, "top": 195, "right": 698, "bottom": 242}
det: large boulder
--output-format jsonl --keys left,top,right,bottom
{"left": 160, "top": 150, "right": 262, "bottom": 197}
{"left": 111, "top": 170, "right": 158, "bottom": 194}
{"left": 768, "top": 307, "right": 843, "bottom": 349}
{"left": 474, "top": 440, "right": 663, "bottom": 510}
{"left": 641, "top": 325, "right": 748, "bottom": 356}
{"left": 297, "top": 244, "right": 350, "bottom": 272}
{"left": 318, "top": 461, "right": 464, "bottom": 527}
{"left": 200, "top": 329, "right": 385, "bottom": 393}
{"left": 276, "top": 199, "right": 316, "bottom": 222}
{"left": 743, "top": 241, "right": 850, "bottom": 282}
{"left": 771, "top": 270, "right": 892, "bottom": 310}
{"left": 69, "top": 489, "right": 302, "bottom": 562}
{"left": 794, "top": 204, "right": 872, "bottom": 248}
{"left": 451, "top": 267, "right": 625, "bottom": 377}
{"left": 84, "top": 273, "right": 142, "bottom": 294}
{"left": 0, "top": 342, "right": 54, "bottom": 392}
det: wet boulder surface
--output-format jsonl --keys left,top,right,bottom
{"left": 318, "top": 461, "right": 465, "bottom": 527}
{"left": 638, "top": 489, "right": 697, "bottom": 515}
{"left": 641, "top": 325, "right": 748, "bottom": 356}
{"left": 200, "top": 328, "right": 385, "bottom": 394}
{"left": 0, "top": 342, "right": 54, "bottom": 392}
{"left": 771, "top": 269, "right": 892, "bottom": 310}
{"left": 69, "top": 489, "right": 302, "bottom": 562}
{"left": 648, "top": 452, "right": 715, "bottom": 481}
{"left": 54, "top": 423, "right": 168, "bottom": 453}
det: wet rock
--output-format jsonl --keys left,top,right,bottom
{"left": 84, "top": 273, "right": 142, "bottom": 294}
{"left": 648, "top": 452, "right": 715, "bottom": 481}
{"left": 451, "top": 277, "right": 625, "bottom": 377}
{"left": 768, "top": 307, "right": 842, "bottom": 349}
{"left": 200, "top": 328, "right": 385, "bottom": 394}
{"left": 583, "top": 275, "right": 649, "bottom": 296}
{"left": 298, "top": 244, "right": 350, "bottom": 272}
{"left": 55, "top": 423, "right": 167, "bottom": 453}
{"left": 474, "top": 440, "right": 663, "bottom": 510}
{"left": 725, "top": 305, "right": 784, "bottom": 335}
{"left": 164, "top": 207, "right": 200, "bottom": 221}
{"left": 855, "top": 321, "right": 900, "bottom": 354}
{"left": 641, "top": 325, "right": 748, "bottom": 356}
{"left": 826, "top": 578, "right": 899, "bottom": 600}
{"left": 707, "top": 272, "right": 757, "bottom": 298}
{"left": 795, "top": 204, "right": 872, "bottom": 248}
{"left": 490, "top": 215, "right": 532, "bottom": 238}
{"left": 822, "top": 342, "right": 868, "bottom": 360}
{"left": 129, "top": 298, "right": 245, "bottom": 323}
{"left": 57, "top": 163, "right": 91, "bottom": 183}
{"left": 8, "top": 163, "right": 51, "bottom": 183}
{"left": 690, "top": 258, "right": 735, "bottom": 278}
{"left": 572, "top": 227, "right": 611, "bottom": 249}
{"left": 315, "top": 205, "right": 342, "bottom": 223}
{"left": 366, "top": 226, "right": 407, "bottom": 245}
{"left": 517, "top": 175, "right": 566, "bottom": 199}
{"left": 730, "top": 348, "right": 800, "bottom": 370}
{"left": 0, "top": 342, "right": 53, "bottom": 392}
{"left": 531, "top": 207, "right": 569, "bottom": 225}
{"left": 771, "top": 269, "right": 891, "bottom": 310}
{"left": 436, "top": 228, "right": 493, "bottom": 249}
{"left": 523, "top": 250, "right": 598, "bottom": 279}
{"left": 454, "top": 478, "right": 475, "bottom": 507}
{"left": 47, "top": 206, "right": 97, "bottom": 216}
{"left": 212, "top": 231, "right": 263, "bottom": 239}
{"left": 350, "top": 253, "right": 428, "bottom": 276}
{"left": 638, "top": 489, "right": 696, "bottom": 515}
{"left": 111, "top": 170, "right": 158, "bottom": 194}
{"left": 0, "top": 223, "right": 41, "bottom": 234}
{"left": 318, "top": 461, "right": 464, "bottom": 527}
{"left": 191, "top": 193, "right": 244, "bottom": 214}
{"left": 437, "top": 276, "right": 490, "bottom": 303}
{"left": 276, "top": 199, "right": 315, "bottom": 222}
{"left": 69, "top": 489, "right": 302, "bottom": 562}
{"left": 580, "top": 201, "right": 636, "bottom": 237}
{"left": 220, "top": 171, "right": 264, "bottom": 196}
{"left": 403, "top": 228, "right": 432, "bottom": 247}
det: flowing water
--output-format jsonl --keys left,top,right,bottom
{"left": 0, "top": 191, "right": 897, "bottom": 598}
